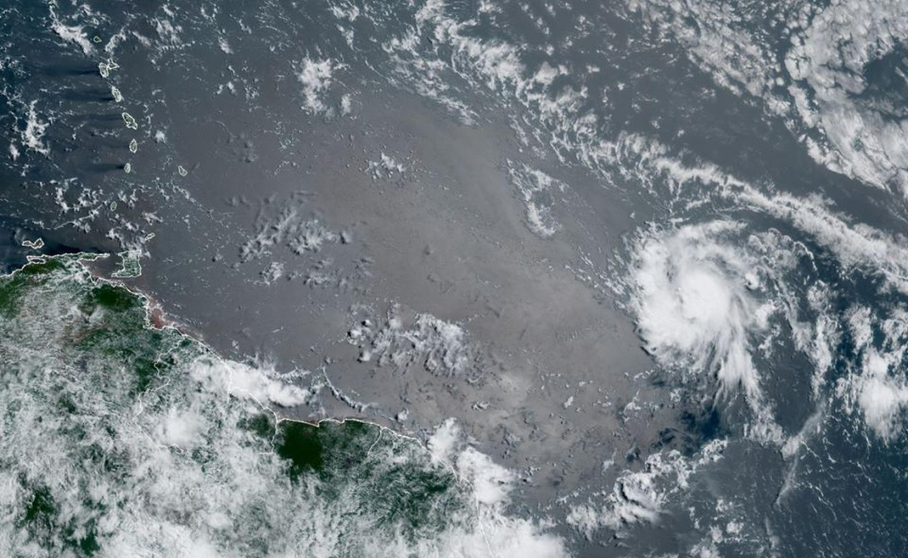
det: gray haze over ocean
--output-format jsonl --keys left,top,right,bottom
{"left": 2, "top": 0, "right": 908, "bottom": 556}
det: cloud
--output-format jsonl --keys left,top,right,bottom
{"left": 601, "top": 132, "right": 908, "bottom": 296}
{"left": 628, "top": 0, "right": 908, "bottom": 198}
{"left": 630, "top": 221, "right": 763, "bottom": 396}
{"left": 426, "top": 419, "right": 569, "bottom": 557}
{"left": 785, "top": 0, "right": 908, "bottom": 196}
{"left": 624, "top": 220, "right": 786, "bottom": 442}
{"left": 856, "top": 351, "right": 908, "bottom": 441}
{"left": 507, "top": 161, "right": 564, "bottom": 238}
{"left": 348, "top": 309, "right": 478, "bottom": 378}
{"left": 0, "top": 258, "right": 568, "bottom": 558}
{"left": 568, "top": 440, "right": 726, "bottom": 537}
{"left": 840, "top": 306, "right": 908, "bottom": 441}
{"left": 297, "top": 57, "right": 340, "bottom": 116}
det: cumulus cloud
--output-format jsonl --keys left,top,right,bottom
{"left": 602, "top": 132, "right": 908, "bottom": 296}
{"left": 348, "top": 309, "right": 478, "bottom": 378}
{"left": 190, "top": 357, "right": 314, "bottom": 407}
{"left": 785, "top": 0, "right": 908, "bottom": 196}
{"left": 507, "top": 161, "right": 564, "bottom": 238}
{"left": 856, "top": 351, "right": 908, "bottom": 441}
{"left": 624, "top": 220, "right": 788, "bottom": 442}
{"left": 15, "top": 101, "right": 50, "bottom": 157}
{"left": 840, "top": 305, "right": 908, "bottom": 441}
{"left": 626, "top": 0, "right": 784, "bottom": 100}
{"left": 605, "top": 131, "right": 908, "bottom": 447}
{"left": 629, "top": 0, "right": 908, "bottom": 197}
{"left": 51, "top": 22, "right": 94, "bottom": 56}
{"left": 298, "top": 57, "right": 336, "bottom": 115}
{"left": 630, "top": 221, "right": 765, "bottom": 398}
{"left": 0, "top": 259, "right": 567, "bottom": 558}
{"left": 426, "top": 419, "right": 568, "bottom": 557}
{"left": 296, "top": 57, "right": 351, "bottom": 117}
{"left": 568, "top": 440, "right": 726, "bottom": 538}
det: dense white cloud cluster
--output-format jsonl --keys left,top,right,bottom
{"left": 628, "top": 0, "right": 908, "bottom": 198}
{"left": 599, "top": 132, "right": 908, "bottom": 295}
{"left": 605, "top": 131, "right": 908, "bottom": 442}
{"left": 0, "top": 260, "right": 567, "bottom": 557}
{"left": 626, "top": 0, "right": 789, "bottom": 99}
{"left": 837, "top": 306, "right": 908, "bottom": 441}
{"left": 624, "top": 221, "right": 791, "bottom": 442}
{"left": 240, "top": 203, "right": 341, "bottom": 264}
{"left": 784, "top": 0, "right": 908, "bottom": 196}
{"left": 348, "top": 309, "right": 478, "bottom": 377}
{"left": 427, "top": 419, "right": 569, "bottom": 557}
{"left": 507, "top": 161, "right": 565, "bottom": 238}
{"left": 567, "top": 440, "right": 727, "bottom": 537}
{"left": 630, "top": 221, "right": 766, "bottom": 398}
{"left": 298, "top": 57, "right": 348, "bottom": 116}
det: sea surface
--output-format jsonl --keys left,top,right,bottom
{"left": 2, "top": 1, "right": 908, "bottom": 556}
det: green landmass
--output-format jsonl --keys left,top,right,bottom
{"left": 0, "top": 256, "right": 470, "bottom": 557}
